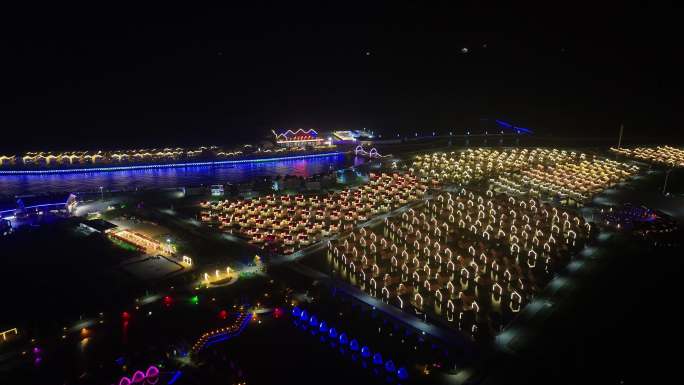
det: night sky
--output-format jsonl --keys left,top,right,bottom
{"left": 0, "top": 3, "right": 677, "bottom": 152}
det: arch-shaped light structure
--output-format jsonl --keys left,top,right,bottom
{"left": 385, "top": 360, "right": 396, "bottom": 373}
{"left": 361, "top": 346, "right": 371, "bottom": 358}
{"left": 397, "top": 367, "right": 409, "bottom": 380}
{"left": 131, "top": 370, "right": 145, "bottom": 383}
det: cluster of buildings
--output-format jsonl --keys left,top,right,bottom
{"left": 492, "top": 158, "right": 638, "bottom": 204}
{"left": 410, "top": 148, "right": 637, "bottom": 205}
{"left": 611, "top": 145, "right": 684, "bottom": 168}
{"left": 199, "top": 173, "right": 428, "bottom": 254}
{"left": 410, "top": 148, "right": 583, "bottom": 186}
{"left": 328, "top": 189, "right": 591, "bottom": 340}
{"left": 79, "top": 219, "right": 175, "bottom": 256}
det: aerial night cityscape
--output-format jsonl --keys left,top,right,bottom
{"left": 0, "top": 4, "right": 679, "bottom": 385}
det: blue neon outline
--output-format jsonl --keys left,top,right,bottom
{"left": 0, "top": 201, "right": 68, "bottom": 215}
{"left": 167, "top": 370, "right": 182, "bottom": 385}
{"left": 0, "top": 152, "right": 345, "bottom": 175}
{"left": 495, "top": 119, "right": 533, "bottom": 134}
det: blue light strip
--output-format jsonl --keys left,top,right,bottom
{"left": 199, "top": 313, "right": 252, "bottom": 351}
{"left": 495, "top": 119, "right": 513, "bottom": 128}
{"left": 495, "top": 119, "right": 533, "bottom": 134}
{"left": 0, "top": 152, "right": 345, "bottom": 175}
{"left": 167, "top": 370, "right": 182, "bottom": 385}
{"left": 0, "top": 201, "right": 67, "bottom": 215}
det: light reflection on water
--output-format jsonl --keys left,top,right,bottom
{"left": 0, "top": 154, "right": 349, "bottom": 196}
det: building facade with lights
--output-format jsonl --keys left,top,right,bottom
{"left": 272, "top": 129, "right": 326, "bottom": 148}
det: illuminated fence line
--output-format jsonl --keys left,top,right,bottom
{"left": 190, "top": 311, "right": 251, "bottom": 354}
{"left": 0, "top": 152, "right": 345, "bottom": 175}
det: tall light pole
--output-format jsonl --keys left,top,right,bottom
{"left": 99, "top": 186, "right": 104, "bottom": 201}
{"left": 662, "top": 167, "right": 673, "bottom": 195}
{"left": 617, "top": 123, "right": 624, "bottom": 149}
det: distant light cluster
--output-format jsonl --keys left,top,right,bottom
{"left": 0, "top": 147, "right": 214, "bottom": 167}
{"left": 513, "top": 159, "right": 638, "bottom": 202}
{"left": 410, "top": 148, "right": 584, "bottom": 186}
{"left": 611, "top": 146, "right": 684, "bottom": 168}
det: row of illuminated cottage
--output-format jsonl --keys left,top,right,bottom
{"left": 200, "top": 173, "right": 428, "bottom": 253}
{"left": 0, "top": 141, "right": 337, "bottom": 167}
{"left": 0, "top": 147, "right": 217, "bottom": 166}
{"left": 327, "top": 189, "right": 590, "bottom": 323}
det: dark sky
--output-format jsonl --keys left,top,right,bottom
{"left": 0, "top": 3, "right": 678, "bottom": 152}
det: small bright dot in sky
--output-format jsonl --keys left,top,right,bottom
{"left": 461, "top": 47, "right": 469, "bottom": 54}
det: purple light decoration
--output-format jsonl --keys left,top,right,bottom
{"left": 116, "top": 366, "right": 159, "bottom": 385}
{"left": 131, "top": 370, "right": 145, "bottom": 383}
{"left": 145, "top": 366, "right": 159, "bottom": 378}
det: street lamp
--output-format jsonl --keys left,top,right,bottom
{"left": 662, "top": 167, "right": 674, "bottom": 195}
